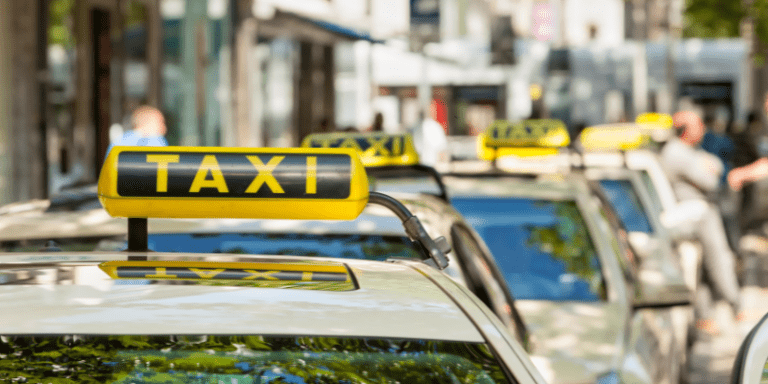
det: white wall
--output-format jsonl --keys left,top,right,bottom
{"left": 563, "top": 0, "right": 624, "bottom": 46}
{"left": 506, "top": 0, "right": 624, "bottom": 47}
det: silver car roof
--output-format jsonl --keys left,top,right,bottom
{"left": 0, "top": 252, "right": 484, "bottom": 342}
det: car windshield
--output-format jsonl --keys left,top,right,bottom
{"left": 598, "top": 179, "right": 654, "bottom": 234}
{"left": 0, "top": 335, "right": 512, "bottom": 383}
{"left": 452, "top": 197, "right": 606, "bottom": 302}
{"left": 1, "top": 233, "right": 424, "bottom": 261}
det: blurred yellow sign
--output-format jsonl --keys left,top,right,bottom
{"left": 530, "top": 84, "right": 543, "bottom": 101}
{"left": 479, "top": 119, "right": 570, "bottom": 160}
{"left": 636, "top": 112, "right": 673, "bottom": 130}
{"left": 579, "top": 124, "right": 648, "bottom": 151}
{"left": 301, "top": 132, "right": 419, "bottom": 167}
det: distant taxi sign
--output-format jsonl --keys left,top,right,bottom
{"left": 301, "top": 132, "right": 419, "bottom": 167}
{"left": 99, "top": 260, "right": 355, "bottom": 291}
{"left": 98, "top": 146, "right": 368, "bottom": 220}
{"left": 579, "top": 124, "right": 648, "bottom": 151}
{"left": 636, "top": 112, "right": 673, "bottom": 130}
{"left": 479, "top": 119, "right": 570, "bottom": 160}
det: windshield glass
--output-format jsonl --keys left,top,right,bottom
{"left": 0, "top": 335, "right": 512, "bottom": 383}
{"left": 598, "top": 179, "right": 654, "bottom": 234}
{"left": 1, "top": 233, "right": 423, "bottom": 261}
{"left": 452, "top": 197, "right": 606, "bottom": 302}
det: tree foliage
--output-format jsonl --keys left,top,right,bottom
{"left": 0, "top": 335, "right": 510, "bottom": 383}
{"left": 683, "top": 0, "right": 768, "bottom": 45}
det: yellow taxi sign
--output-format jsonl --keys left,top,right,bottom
{"left": 99, "top": 260, "right": 355, "bottom": 291}
{"left": 636, "top": 112, "right": 673, "bottom": 130}
{"left": 579, "top": 124, "right": 648, "bottom": 151}
{"left": 479, "top": 119, "right": 570, "bottom": 160}
{"left": 98, "top": 146, "right": 368, "bottom": 220}
{"left": 301, "top": 132, "right": 419, "bottom": 167}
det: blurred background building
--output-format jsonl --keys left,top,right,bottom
{"left": 0, "top": 0, "right": 760, "bottom": 204}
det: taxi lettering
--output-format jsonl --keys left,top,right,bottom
{"left": 115, "top": 151, "right": 350, "bottom": 199}
{"left": 306, "top": 136, "right": 406, "bottom": 157}
{"left": 484, "top": 119, "right": 570, "bottom": 148}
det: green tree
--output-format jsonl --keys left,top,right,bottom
{"left": 683, "top": 0, "right": 768, "bottom": 45}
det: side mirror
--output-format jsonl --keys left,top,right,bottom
{"left": 659, "top": 200, "right": 708, "bottom": 241}
{"left": 628, "top": 232, "right": 692, "bottom": 309}
{"left": 731, "top": 312, "right": 768, "bottom": 383}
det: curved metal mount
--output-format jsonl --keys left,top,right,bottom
{"left": 368, "top": 191, "right": 450, "bottom": 270}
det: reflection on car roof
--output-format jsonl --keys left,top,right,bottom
{"left": 0, "top": 252, "right": 483, "bottom": 342}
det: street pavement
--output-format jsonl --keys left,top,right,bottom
{"left": 689, "top": 286, "right": 768, "bottom": 383}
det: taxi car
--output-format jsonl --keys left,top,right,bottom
{"left": 0, "top": 135, "right": 528, "bottom": 345}
{"left": 0, "top": 146, "right": 547, "bottom": 383}
{"left": 578, "top": 123, "right": 697, "bottom": 345}
{"left": 445, "top": 119, "right": 691, "bottom": 384}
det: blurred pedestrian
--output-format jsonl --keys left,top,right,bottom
{"left": 371, "top": 112, "right": 384, "bottom": 132}
{"left": 411, "top": 112, "right": 447, "bottom": 167}
{"left": 660, "top": 110, "right": 741, "bottom": 331}
{"left": 728, "top": 96, "right": 768, "bottom": 192}
{"left": 107, "top": 106, "right": 168, "bottom": 155}
{"left": 701, "top": 109, "right": 735, "bottom": 188}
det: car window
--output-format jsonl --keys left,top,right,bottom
{"left": 1, "top": 233, "right": 424, "bottom": 262}
{"left": 452, "top": 226, "right": 517, "bottom": 332}
{"left": 598, "top": 179, "right": 654, "bottom": 234}
{"left": 0, "top": 335, "right": 515, "bottom": 383}
{"left": 452, "top": 197, "right": 607, "bottom": 302}
{"left": 594, "top": 196, "right": 638, "bottom": 284}
{"left": 639, "top": 170, "right": 664, "bottom": 214}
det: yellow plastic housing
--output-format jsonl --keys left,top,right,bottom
{"left": 636, "top": 112, "right": 674, "bottom": 130}
{"left": 579, "top": 125, "right": 649, "bottom": 151}
{"left": 98, "top": 146, "right": 369, "bottom": 220}
{"left": 479, "top": 119, "right": 569, "bottom": 160}
{"left": 301, "top": 132, "right": 420, "bottom": 167}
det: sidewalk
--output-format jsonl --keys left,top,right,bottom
{"left": 689, "top": 286, "right": 768, "bottom": 383}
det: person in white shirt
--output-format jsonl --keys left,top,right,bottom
{"left": 660, "top": 111, "right": 741, "bottom": 330}
{"left": 411, "top": 113, "right": 448, "bottom": 168}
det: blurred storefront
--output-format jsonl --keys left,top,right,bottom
{"left": 2, "top": 0, "right": 374, "bottom": 203}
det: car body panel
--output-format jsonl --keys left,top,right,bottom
{"left": 0, "top": 252, "right": 484, "bottom": 341}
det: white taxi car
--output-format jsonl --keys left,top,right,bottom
{"left": 0, "top": 146, "right": 546, "bottom": 383}
{"left": 446, "top": 119, "right": 691, "bottom": 384}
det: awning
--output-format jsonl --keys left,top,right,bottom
{"left": 259, "top": 10, "right": 383, "bottom": 44}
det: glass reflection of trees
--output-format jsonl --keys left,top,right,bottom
{"left": 525, "top": 201, "right": 605, "bottom": 300}
{"left": 0, "top": 335, "right": 511, "bottom": 383}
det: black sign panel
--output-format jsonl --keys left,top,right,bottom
{"left": 305, "top": 136, "right": 407, "bottom": 156}
{"left": 116, "top": 152, "right": 351, "bottom": 199}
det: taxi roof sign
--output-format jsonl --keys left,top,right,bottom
{"left": 636, "top": 112, "right": 673, "bottom": 130}
{"left": 579, "top": 124, "right": 648, "bottom": 151}
{"left": 479, "top": 119, "right": 570, "bottom": 160}
{"left": 301, "top": 132, "right": 419, "bottom": 167}
{"left": 98, "top": 146, "right": 369, "bottom": 221}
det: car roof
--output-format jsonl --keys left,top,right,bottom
{"left": 0, "top": 192, "right": 456, "bottom": 242}
{"left": 0, "top": 252, "right": 484, "bottom": 342}
{"left": 445, "top": 173, "right": 584, "bottom": 200}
